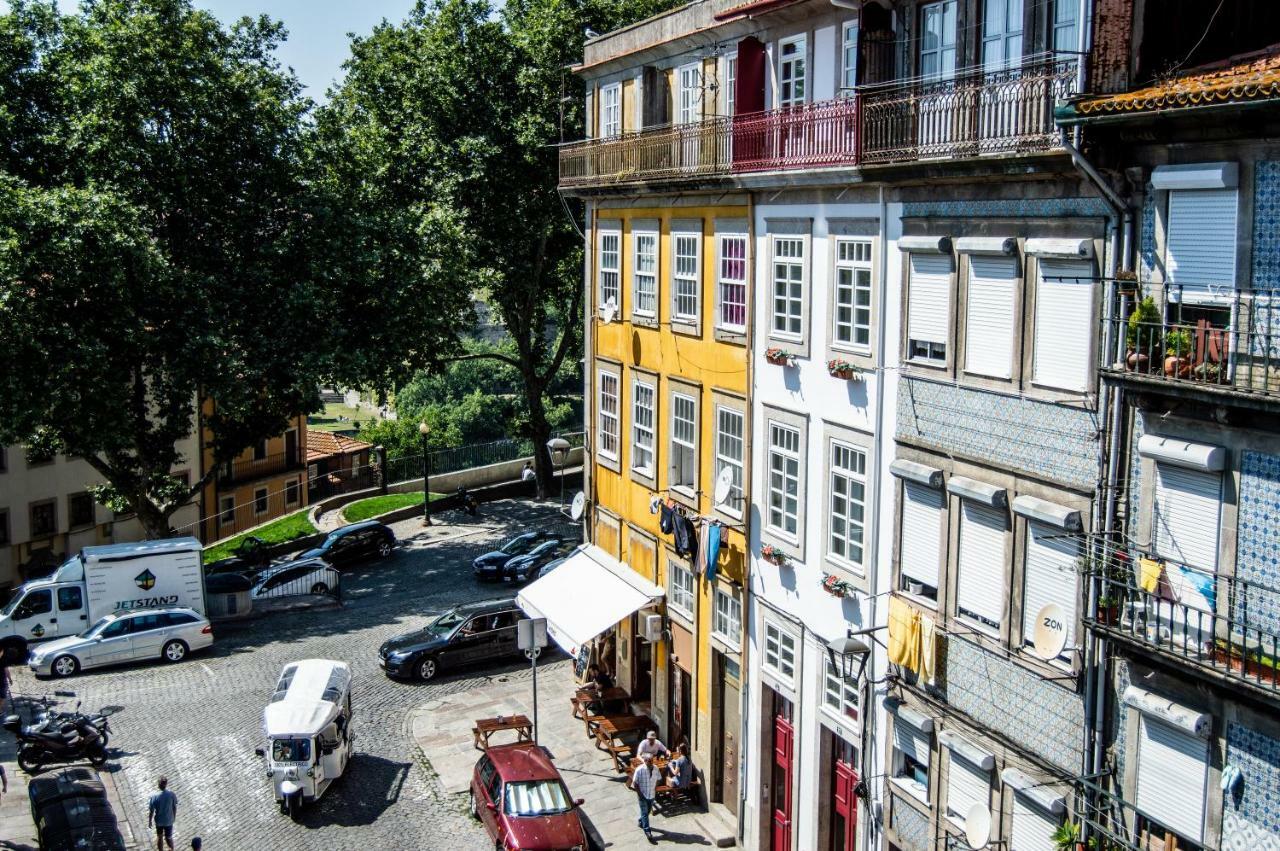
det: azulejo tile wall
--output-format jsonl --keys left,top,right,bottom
{"left": 942, "top": 637, "right": 1085, "bottom": 773}
{"left": 897, "top": 378, "right": 1099, "bottom": 491}
{"left": 1252, "top": 162, "right": 1280, "bottom": 290}
{"left": 1223, "top": 721, "right": 1280, "bottom": 851}
{"left": 1234, "top": 451, "right": 1280, "bottom": 635}
{"left": 901, "top": 198, "right": 1113, "bottom": 220}
{"left": 1139, "top": 188, "right": 1158, "bottom": 282}
{"left": 891, "top": 797, "right": 931, "bottom": 851}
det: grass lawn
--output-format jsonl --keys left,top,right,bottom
{"left": 203, "top": 509, "right": 317, "bottom": 563}
{"left": 308, "top": 401, "right": 382, "bottom": 433}
{"left": 341, "top": 492, "right": 444, "bottom": 523}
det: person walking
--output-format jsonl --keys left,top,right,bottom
{"left": 628, "top": 753, "right": 661, "bottom": 844}
{"left": 190, "top": 839, "right": 201, "bottom": 851}
{"left": 148, "top": 776, "right": 178, "bottom": 851}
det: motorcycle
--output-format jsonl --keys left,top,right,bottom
{"left": 4, "top": 709, "right": 109, "bottom": 773}
{"left": 30, "top": 700, "right": 114, "bottom": 749}
{"left": 456, "top": 486, "right": 479, "bottom": 516}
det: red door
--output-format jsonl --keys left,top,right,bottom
{"left": 833, "top": 759, "right": 858, "bottom": 851}
{"left": 771, "top": 714, "right": 794, "bottom": 851}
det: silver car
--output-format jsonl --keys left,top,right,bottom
{"left": 28, "top": 607, "right": 213, "bottom": 677}
{"left": 250, "top": 557, "right": 340, "bottom": 600}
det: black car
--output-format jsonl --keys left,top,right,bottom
{"left": 298, "top": 520, "right": 396, "bottom": 568}
{"left": 378, "top": 599, "right": 523, "bottom": 681}
{"left": 498, "top": 539, "right": 578, "bottom": 583}
{"left": 471, "top": 530, "right": 559, "bottom": 580}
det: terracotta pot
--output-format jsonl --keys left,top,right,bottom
{"left": 766, "top": 355, "right": 791, "bottom": 367}
{"left": 1164, "top": 355, "right": 1191, "bottom": 378}
{"left": 1096, "top": 603, "right": 1120, "bottom": 625}
{"left": 1126, "top": 351, "right": 1149, "bottom": 372}
{"left": 830, "top": 368, "right": 857, "bottom": 380}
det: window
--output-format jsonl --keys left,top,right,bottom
{"left": 712, "top": 586, "right": 742, "bottom": 644}
{"left": 1134, "top": 714, "right": 1209, "bottom": 844}
{"left": 956, "top": 501, "right": 1007, "bottom": 631}
{"left": 771, "top": 236, "right": 805, "bottom": 339}
{"left": 218, "top": 495, "right": 235, "bottom": 527}
{"left": 907, "top": 253, "right": 951, "bottom": 364}
{"left": 1166, "top": 188, "right": 1238, "bottom": 299}
{"left": 1051, "top": 0, "right": 1079, "bottom": 55}
{"left": 892, "top": 723, "right": 931, "bottom": 799}
{"left": 0, "top": 447, "right": 6, "bottom": 472}
{"left": 763, "top": 621, "right": 796, "bottom": 679}
{"left": 0, "top": 509, "right": 8, "bottom": 546}
{"left": 946, "top": 753, "right": 991, "bottom": 829}
{"left": 828, "top": 442, "right": 867, "bottom": 569}
{"left": 598, "top": 229, "right": 620, "bottom": 310}
{"left": 1010, "top": 792, "right": 1062, "bottom": 851}
{"left": 669, "top": 560, "right": 695, "bottom": 618}
{"left": 981, "top": 0, "right": 1024, "bottom": 72}
{"left": 631, "top": 379, "right": 656, "bottom": 476}
{"left": 824, "top": 658, "right": 859, "bottom": 721}
{"left": 672, "top": 233, "right": 700, "bottom": 323}
{"left": 68, "top": 493, "right": 95, "bottom": 529}
{"left": 768, "top": 423, "right": 801, "bottom": 538}
{"left": 717, "top": 234, "right": 748, "bottom": 332}
{"left": 920, "top": 0, "right": 958, "bottom": 81}
{"left": 597, "top": 370, "right": 620, "bottom": 461}
{"left": 633, "top": 231, "right": 658, "bottom": 316}
{"left": 833, "top": 239, "right": 872, "bottom": 350}
{"left": 678, "top": 63, "right": 700, "bottom": 125}
{"left": 964, "top": 255, "right": 1018, "bottom": 379}
{"left": 29, "top": 500, "right": 56, "bottom": 537}
{"left": 253, "top": 488, "right": 268, "bottom": 515}
{"left": 600, "top": 82, "right": 621, "bottom": 138}
{"left": 15, "top": 589, "right": 52, "bottom": 619}
{"left": 778, "top": 36, "right": 806, "bottom": 106}
{"left": 1022, "top": 520, "right": 1080, "bottom": 661}
{"left": 724, "top": 53, "right": 737, "bottom": 115}
{"left": 841, "top": 22, "right": 859, "bottom": 93}
{"left": 285, "top": 478, "right": 300, "bottom": 506}
{"left": 253, "top": 440, "right": 268, "bottom": 461}
{"left": 670, "top": 392, "right": 697, "bottom": 493}
{"left": 1033, "top": 259, "right": 1095, "bottom": 392}
{"left": 900, "top": 482, "right": 943, "bottom": 601}
{"left": 57, "top": 587, "right": 83, "bottom": 611}
{"left": 1152, "top": 462, "right": 1221, "bottom": 570}
{"left": 715, "top": 405, "right": 745, "bottom": 516}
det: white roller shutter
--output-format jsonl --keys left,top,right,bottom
{"left": 1152, "top": 462, "right": 1221, "bottom": 570}
{"left": 965, "top": 255, "right": 1018, "bottom": 378}
{"left": 1135, "top": 715, "right": 1208, "bottom": 843}
{"left": 1167, "top": 189, "right": 1238, "bottom": 299}
{"left": 1033, "top": 259, "right": 1095, "bottom": 392}
{"left": 956, "top": 501, "right": 1006, "bottom": 626}
{"left": 1022, "top": 520, "right": 1080, "bottom": 653}
{"left": 901, "top": 482, "right": 944, "bottom": 590}
{"left": 908, "top": 254, "right": 953, "bottom": 346}
{"left": 894, "top": 723, "right": 931, "bottom": 767}
{"left": 946, "top": 753, "right": 990, "bottom": 824}
{"left": 1011, "top": 793, "right": 1060, "bottom": 851}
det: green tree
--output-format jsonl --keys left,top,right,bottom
{"left": 0, "top": 0, "right": 324, "bottom": 537}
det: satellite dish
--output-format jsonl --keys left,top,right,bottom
{"left": 1031, "top": 602, "right": 1069, "bottom": 661}
{"left": 569, "top": 491, "right": 587, "bottom": 521}
{"left": 599, "top": 298, "right": 618, "bottom": 324}
{"left": 964, "top": 804, "right": 992, "bottom": 850}
{"left": 713, "top": 466, "right": 734, "bottom": 506}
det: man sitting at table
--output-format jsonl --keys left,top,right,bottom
{"left": 637, "top": 730, "right": 670, "bottom": 759}
{"left": 583, "top": 665, "right": 615, "bottom": 713}
{"left": 668, "top": 743, "right": 694, "bottom": 789}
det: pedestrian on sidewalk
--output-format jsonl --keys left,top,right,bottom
{"left": 190, "top": 838, "right": 201, "bottom": 850}
{"left": 628, "top": 752, "right": 661, "bottom": 844}
{"left": 148, "top": 776, "right": 178, "bottom": 851}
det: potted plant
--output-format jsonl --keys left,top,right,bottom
{"left": 1052, "top": 821, "right": 1082, "bottom": 851}
{"left": 765, "top": 347, "right": 796, "bottom": 367}
{"left": 1163, "top": 328, "right": 1193, "bottom": 377}
{"left": 822, "top": 573, "right": 855, "bottom": 598}
{"left": 1126, "top": 296, "right": 1161, "bottom": 371}
{"left": 827, "top": 357, "right": 860, "bottom": 380}
{"left": 761, "top": 544, "right": 787, "bottom": 566}
{"left": 1115, "top": 270, "right": 1139, "bottom": 297}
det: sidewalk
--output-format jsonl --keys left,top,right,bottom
{"left": 408, "top": 660, "right": 733, "bottom": 850}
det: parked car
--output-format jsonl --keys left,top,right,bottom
{"left": 28, "top": 607, "right": 213, "bottom": 678}
{"left": 378, "top": 598, "right": 522, "bottom": 682}
{"left": 472, "top": 531, "right": 560, "bottom": 580}
{"left": 250, "top": 558, "right": 340, "bottom": 600}
{"left": 470, "top": 742, "right": 587, "bottom": 851}
{"left": 204, "top": 535, "right": 273, "bottom": 578}
{"left": 499, "top": 539, "right": 578, "bottom": 583}
{"left": 298, "top": 520, "right": 396, "bottom": 568}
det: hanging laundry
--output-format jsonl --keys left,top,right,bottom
{"left": 887, "top": 596, "right": 921, "bottom": 672}
{"left": 1138, "top": 557, "right": 1162, "bottom": 593}
{"left": 704, "top": 521, "right": 722, "bottom": 584}
{"left": 659, "top": 501, "right": 674, "bottom": 535}
{"left": 693, "top": 518, "right": 709, "bottom": 577}
{"left": 919, "top": 614, "right": 937, "bottom": 685}
{"left": 672, "top": 510, "right": 698, "bottom": 558}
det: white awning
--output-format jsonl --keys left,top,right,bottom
{"left": 517, "top": 545, "right": 664, "bottom": 657}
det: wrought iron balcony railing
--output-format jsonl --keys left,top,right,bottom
{"left": 218, "top": 451, "right": 303, "bottom": 485}
{"left": 1103, "top": 283, "right": 1280, "bottom": 400}
{"left": 1075, "top": 776, "right": 1202, "bottom": 851}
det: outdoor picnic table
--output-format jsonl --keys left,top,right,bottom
{"left": 594, "top": 713, "right": 658, "bottom": 748}
{"left": 573, "top": 686, "right": 630, "bottom": 717}
{"left": 472, "top": 714, "right": 533, "bottom": 750}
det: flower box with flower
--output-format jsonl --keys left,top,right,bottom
{"left": 764, "top": 347, "right": 796, "bottom": 367}
{"left": 822, "top": 573, "right": 855, "bottom": 598}
{"left": 827, "top": 357, "right": 860, "bottom": 380}
{"left": 761, "top": 544, "right": 787, "bottom": 566}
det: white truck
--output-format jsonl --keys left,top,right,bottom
{"left": 0, "top": 538, "right": 207, "bottom": 658}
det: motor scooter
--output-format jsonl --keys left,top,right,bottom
{"left": 456, "top": 486, "right": 479, "bottom": 516}
{"left": 4, "top": 710, "right": 108, "bottom": 773}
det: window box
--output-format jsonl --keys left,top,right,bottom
{"left": 761, "top": 543, "right": 788, "bottom": 566}
{"left": 827, "top": 358, "right": 861, "bottom": 380}
{"left": 765, "top": 347, "right": 796, "bottom": 367}
{"left": 822, "top": 573, "right": 855, "bottom": 598}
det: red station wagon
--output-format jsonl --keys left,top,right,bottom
{"left": 470, "top": 742, "right": 588, "bottom": 851}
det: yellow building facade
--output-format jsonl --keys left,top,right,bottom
{"left": 587, "top": 197, "right": 751, "bottom": 814}
{"left": 199, "top": 410, "right": 309, "bottom": 542}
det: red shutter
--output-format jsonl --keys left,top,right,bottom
{"left": 835, "top": 759, "right": 858, "bottom": 850}
{"left": 772, "top": 714, "right": 794, "bottom": 851}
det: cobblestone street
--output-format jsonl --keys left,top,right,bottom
{"left": 6, "top": 499, "right": 577, "bottom": 851}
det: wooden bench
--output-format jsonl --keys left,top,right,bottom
{"left": 607, "top": 741, "right": 635, "bottom": 773}
{"left": 655, "top": 777, "right": 702, "bottom": 804}
{"left": 472, "top": 714, "right": 533, "bottom": 750}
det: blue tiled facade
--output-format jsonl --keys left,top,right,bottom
{"left": 896, "top": 378, "right": 1099, "bottom": 490}
{"left": 941, "top": 637, "right": 1085, "bottom": 773}
{"left": 1252, "top": 162, "right": 1280, "bottom": 290}
{"left": 1139, "top": 189, "right": 1158, "bottom": 282}
{"left": 1234, "top": 451, "right": 1280, "bottom": 635}
{"left": 892, "top": 797, "right": 930, "bottom": 851}
{"left": 1223, "top": 722, "right": 1280, "bottom": 851}
{"left": 901, "top": 197, "right": 1113, "bottom": 219}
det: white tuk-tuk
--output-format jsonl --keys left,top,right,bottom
{"left": 259, "top": 659, "right": 353, "bottom": 816}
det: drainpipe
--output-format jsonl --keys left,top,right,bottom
{"left": 582, "top": 200, "right": 595, "bottom": 544}
{"left": 737, "top": 192, "right": 757, "bottom": 842}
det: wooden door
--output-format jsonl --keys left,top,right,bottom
{"left": 833, "top": 758, "right": 858, "bottom": 851}
{"left": 717, "top": 655, "right": 741, "bottom": 814}
{"left": 771, "top": 714, "right": 794, "bottom": 851}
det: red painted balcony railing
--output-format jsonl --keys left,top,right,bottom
{"left": 731, "top": 96, "right": 860, "bottom": 172}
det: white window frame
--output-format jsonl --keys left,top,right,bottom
{"left": 253, "top": 487, "right": 269, "bottom": 516}
{"left": 920, "top": 0, "right": 958, "bottom": 81}
{"left": 827, "top": 440, "right": 868, "bottom": 571}
{"left": 1152, "top": 462, "right": 1222, "bottom": 571}
{"left": 899, "top": 481, "right": 944, "bottom": 602}
{"left": 891, "top": 724, "right": 932, "bottom": 804}
{"left": 833, "top": 238, "right": 873, "bottom": 352}
{"left": 218, "top": 495, "right": 235, "bottom": 527}
{"left": 964, "top": 254, "right": 1018, "bottom": 380}
{"left": 1134, "top": 714, "right": 1209, "bottom": 844}
{"left": 672, "top": 232, "right": 701, "bottom": 323}
{"left": 946, "top": 753, "right": 992, "bottom": 830}
{"left": 670, "top": 391, "right": 698, "bottom": 496}
{"left": 600, "top": 82, "right": 622, "bottom": 138}
{"left": 678, "top": 62, "right": 700, "bottom": 125}
{"left": 669, "top": 559, "right": 695, "bottom": 619}
{"left": 763, "top": 620, "right": 797, "bottom": 681}
{"left": 767, "top": 422, "right": 802, "bottom": 540}
{"left": 841, "top": 21, "right": 859, "bottom": 94}
{"left": 723, "top": 52, "right": 737, "bottom": 115}
{"left": 771, "top": 235, "right": 806, "bottom": 342}
{"left": 631, "top": 379, "right": 656, "bottom": 477}
{"left": 598, "top": 229, "right": 620, "bottom": 311}
{"left": 906, "top": 252, "right": 951, "bottom": 366}
{"left": 712, "top": 585, "right": 742, "bottom": 647}
{"left": 1165, "top": 187, "right": 1239, "bottom": 301}
{"left": 597, "top": 370, "right": 620, "bottom": 461}
{"left": 632, "top": 230, "right": 658, "bottom": 317}
{"left": 1032, "top": 259, "right": 1095, "bottom": 393}
{"left": 981, "top": 0, "right": 1024, "bottom": 73}
{"left": 1021, "top": 519, "right": 1080, "bottom": 664}
{"left": 777, "top": 35, "right": 807, "bottom": 107}
{"left": 714, "top": 404, "right": 745, "bottom": 519}
{"left": 955, "top": 499, "right": 1007, "bottom": 633}
{"left": 823, "top": 657, "right": 860, "bottom": 723}
{"left": 284, "top": 477, "right": 300, "bottom": 507}
{"left": 1051, "top": 0, "right": 1079, "bottom": 55}
{"left": 716, "top": 233, "right": 748, "bottom": 333}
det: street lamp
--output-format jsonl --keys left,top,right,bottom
{"left": 546, "top": 436, "right": 571, "bottom": 512}
{"left": 827, "top": 632, "right": 872, "bottom": 683}
{"left": 419, "top": 421, "right": 432, "bottom": 527}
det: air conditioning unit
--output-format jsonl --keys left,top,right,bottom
{"left": 641, "top": 613, "right": 665, "bottom": 643}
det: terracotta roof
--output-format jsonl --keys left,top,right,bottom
{"left": 306, "top": 430, "right": 372, "bottom": 462}
{"left": 713, "top": 0, "right": 804, "bottom": 22}
{"left": 1076, "top": 47, "right": 1280, "bottom": 116}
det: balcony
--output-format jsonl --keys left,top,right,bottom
{"left": 557, "top": 58, "right": 1077, "bottom": 188}
{"left": 218, "top": 451, "right": 303, "bottom": 485}
{"left": 1075, "top": 776, "right": 1199, "bottom": 851}
{"left": 1083, "top": 547, "right": 1280, "bottom": 698}
{"left": 1102, "top": 283, "right": 1280, "bottom": 404}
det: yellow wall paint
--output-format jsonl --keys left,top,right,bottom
{"left": 621, "top": 78, "right": 634, "bottom": 132}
